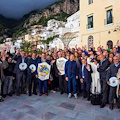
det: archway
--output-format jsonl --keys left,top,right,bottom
{"left": 107, "top": 40, "right": 113, "bottom": 49}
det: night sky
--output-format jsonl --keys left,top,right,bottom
{"left": 0, "top": 0, "right": 61, "bottom": 19}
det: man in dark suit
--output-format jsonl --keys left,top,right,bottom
{"left": 27, "top": 52, "right": 38, "bottom": 96}
{"left": 65, "top": 53, "right": 78, "bottom": 98}
{"left": 97, "top": 54, "right": 110, "bottom": 108}
{"left": 79, "top": 58, "right": 93, "bottom": 101}
{"left": 106, "top": 56, "right": 120, "bottom": 110}
{"left": 35, "top": 53, "right": 50, "bottom": 96}
{"left": 13, "top": 51, "right": 28, "bottom": 96}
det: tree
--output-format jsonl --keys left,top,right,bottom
{"left": 21, "top": 41, "right": 31, "bottom": 52}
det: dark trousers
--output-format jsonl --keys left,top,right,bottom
{"left": 16, "top": 73, "right": 26, "bottom": 94}
{"left": 68, "top": 75, "right": 76, "bottom": 94}
{"left": 38, "top": 80, "right": 48, "bottom": 94}
{"left": 76, "top": 78, "right": 81, "bottom": 94}
{"left": 109, "top": 86, "right": 116, "bottom": 105}
{"left": 101, "top": 81, "right": 108, "bottom": 103}
{"left": 28, "top": 74, "right": 37, "bottom": 94}
{"left": 59, "top": 75, "right": 67, "bottom": 93}
{"left": 81, "top": 81, "right": 91, "bottom": 99}
{"left": 53, "top": 76, "right": 59, "bottom": 89}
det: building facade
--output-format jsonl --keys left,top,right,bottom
{"left": 80, "top": 0, "right": 120, "bottom": 49}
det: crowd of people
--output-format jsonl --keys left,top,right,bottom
{"left": 1, "top": 41, "right": 120, "bottom": 111}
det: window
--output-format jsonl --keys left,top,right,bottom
{"left": 88, "top": 16, "right": 93, "bottom": 29}
{"left": 88, "top": 36, "right": 93, "bottom": 49}
{"left": 106, "top": 9, "right": 113, "bottom": 24}
{"left": 89, "top": 0, "right": 93, "bottom": 4}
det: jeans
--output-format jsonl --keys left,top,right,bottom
{"left": 68, "top": 75, "right": 76, "bottom": 94}
{"left": 16, "top": 73, "right": 26, "bottom": 94}
{"left": 3, "top": 76, "right": 13, "bottom": 94}
{"left": 38, "top": 79, "right": 48, "bottom": 93}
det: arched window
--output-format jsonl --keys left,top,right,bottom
{"left": 107, "top": 40, "right": 113, "bottom": 49}
{"left": 88, "top": 35, "right": 93, "bottom": 49}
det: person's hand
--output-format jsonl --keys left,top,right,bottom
{"left": 80, "top": 78, "right": 83, "bottom": 83}
{"left": 58, "top": 72, "right": 61, "bottom": 75}
{"left": 66, "top": 77, "right": 68, "bottom": 81}
{"left": 76, "top": 76, "right": 78, "bottom": 79}
{"left": 51, "top": 60, "right": 55, "bottom": 64}
{"left": 117, "top": 40, "right": 120, "bottom": 46}
{"left": 36, "top": 75, "right": 38, "bottom": 78}
{"left": 107, "top": 81, "right": 110, "bottom": 85}
{"left": 90, "top": 43, "right": 93, "bottom": 48}
{"left": 106, "top": 45, "right": 108, "bottom": 49}
{"left": 86, "top": 64, "right": 90, "bottom": 70}
{"left": 105, "top": 67, "right": 109, "bottom": 71}
{"left": 75, "top": 44, "right": 77, "bottom": 49}
{"left": 1, "top": 55, "right": 6, "bottom": 61}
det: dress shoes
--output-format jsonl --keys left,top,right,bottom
{"left": 39, "top": 93, "right": 43, "bottom": 96}
{"left": 100, "top": 103, "right": 106, "bottom": 108}
{"left": 109, "top": 105, "right": 113, "bottom": 110}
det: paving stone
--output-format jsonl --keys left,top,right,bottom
{"left": 59, "top": 102, "right": 76, "bottom": 110}
{"left": 0, "top": 92, "right": 120, "bottom": 120}
{"left": 95, "top": 115, "right": 114, "bottom": 120}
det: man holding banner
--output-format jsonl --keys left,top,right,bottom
{"left": 36, "top": 53, "right": 50, "bottom": 96}
{"left": 27, "top": 52, "right": 38, "bottom": 96}
{"left": 13, "top": 51, "right": 28, "bottom": 96}
{"left": 106, "top": 56, "right": 120, "bottom": 110}
{"left": 55, "top": 52, "right": 68, "bottom": 94}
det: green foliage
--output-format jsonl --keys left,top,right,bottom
{"left": 40, "top": 35, "right": 58, "bottom": 45}
{"left": 12, "top": 27, "right": 27, "bottom": 39}
{"left": 0, "top": 38, "right": 4, "bottom": 44}
{"left": 31, "top": 12, "right": 70, "bottom": 27}
{"left": 46, "top": 35, "right": 58, "bottom": 44}
{"left": 21, "top": 41, "right": 31, "bottom": 51}
{"left": 37, "top": 51, "right": 43, "bottom": 54}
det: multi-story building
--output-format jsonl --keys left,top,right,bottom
{"left": 80, "top": 0, "right": 120, "bottom": 49}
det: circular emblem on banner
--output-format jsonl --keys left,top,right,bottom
{"left": 19, "top": 63, "right": 27, "bottom": 70}
{"left": 29, "top": 64, "right": 36, "bottom": 72}
{"left": 109, "top": 77, "right": 119, "bottom": 87}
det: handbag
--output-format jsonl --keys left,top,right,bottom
{"left": 91, "top": 87, "right": 102, "bottom": 105}
{"left": 91, "top": 78, "right": 102, "bottom": 105}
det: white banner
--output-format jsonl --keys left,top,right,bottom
{"left": 37, "top": 62, "right": 51, "bottom": 81}
{"left": 56, "top": 57, "right": 67, "bottom": 75}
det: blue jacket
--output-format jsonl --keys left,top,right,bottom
{"left": 35, "top": 58, "right": 51, "bottom": 75}
{"left": 79, "top": 64, "right": 93, "bottom": 83}
{"left": 65, "top": 60, "right": 78, "bottom": 78}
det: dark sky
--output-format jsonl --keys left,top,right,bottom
{"left": 0, "top": 0, "right": 61, "bottom": 19}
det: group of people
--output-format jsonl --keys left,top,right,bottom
{"left": 1, "top": 41, "right": 120, "bottom": 111}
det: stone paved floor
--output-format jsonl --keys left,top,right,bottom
{"left": 0, "top": 92, "right": 120, "bottom": 120}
